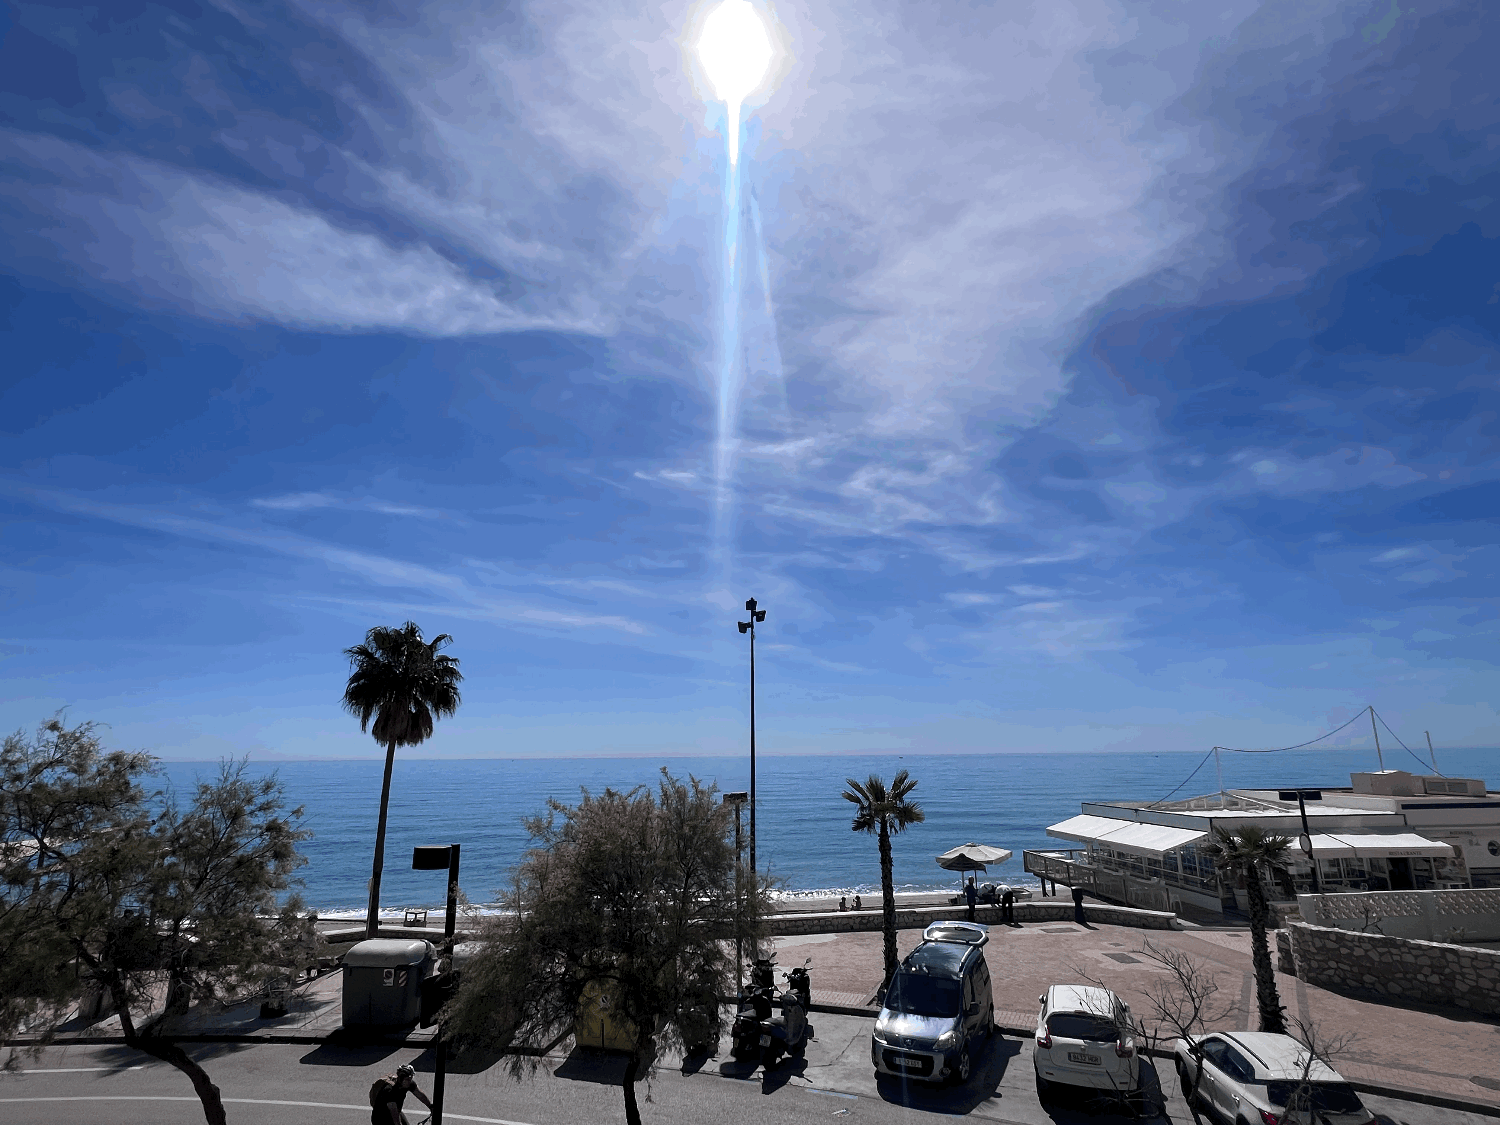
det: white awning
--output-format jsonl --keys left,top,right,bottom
{"left": 1307, "top": 832, "right": 1455, "bottom": 859}
{"left": 1046, "top": 814, "right": 1207, "bottom": 856}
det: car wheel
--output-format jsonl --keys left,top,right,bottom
{"left": 954, "top": 1046, "right": 971, "bottom": 1084}
{"left": 1035, "top": 1071, "right": 1050, "bottom": 1099}
{"left": 1178, "top": 1064, "right": 1195, "bottom": 1102}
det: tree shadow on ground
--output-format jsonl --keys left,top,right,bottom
{"left": 875, "top": 1032, "right": 1021, "bottom": 1115}
{"left": 552, "top": 1046, "right": 649, "bottom": 1085}
{"left": 1038, "top": 1057, "right": 1171, "bottom": 1125}
{"left": 298, "top": 1041, "right": 405, "bottom": 1067}
{"left": 85, "top": 1041, "right": 256, "bottom": 1070}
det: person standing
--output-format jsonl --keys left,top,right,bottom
{"left": 963, "top": 877, "right": 978, "bottom": 922}
{"left": 1071, "top": 885, "right": 1086, "bottom": 926}
{"left": 370, "top": 1063, "right": 433, "bottom": 1125}
{"left": 1001, "top": 886, "right": 1016, "bottom": 925}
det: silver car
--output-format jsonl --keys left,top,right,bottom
{"left": 1173, "top": 1031, "right": 1377, "bottom": 1125}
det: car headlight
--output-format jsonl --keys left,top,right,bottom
{"left": 934, "top": 1029, "right": 960, "bottom": 1050}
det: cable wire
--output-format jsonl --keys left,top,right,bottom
{"left": 1147, "top": 747, "right": 1216, "bottom": 807}
{"left": 1214, "top": 710, "right": 1368, "bottom": 753}
{"left": 1371, "top": 707, "right": 1444, "bottom": 775}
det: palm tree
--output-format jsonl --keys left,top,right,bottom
{"left": 342, "top": 621, "right": 462, "bottom": 939}
{"left": 1201, "top": 825, "right": 1290, "bottom": 1033}
{"left": 842, "top": 770, "right": 925, "bottom": 990}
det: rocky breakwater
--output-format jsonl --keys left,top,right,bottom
{"left": 1283, "top": 920, "right": 1500, "bottom": 1015}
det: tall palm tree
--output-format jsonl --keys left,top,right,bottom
{"left": 1201, "top": 825, "right": 1290, "bottom": 1033}
{"left": 342, "top": 621, "right": 462, "bottom": 939}
{"left": 842, "top": 770, "right": 925, "bottom": 990}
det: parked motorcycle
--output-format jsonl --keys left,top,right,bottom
{"left": 729, "top": 956, "right": 813, "bottom": 1068}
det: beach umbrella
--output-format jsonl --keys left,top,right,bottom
{"left": 936, "top": 843, "right": 1013, "bottom": 893}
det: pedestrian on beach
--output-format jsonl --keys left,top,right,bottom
{"left": 839, "top": 895, "right": 847, "bottom": 911}
{"left": 963, "top": 877, "right": 978, "bottom": 922}
{"left": 853, "top": 894, "right": 862, "bottom": 910}
{"left": 1001, "top": 886, "right": 1016, "bottom": 926}
{"left": 1071, "top": 885, "right": 1086, "bottom": 926}
{"left": 369, "top": 1063, "right": 432, "bottom": 1125}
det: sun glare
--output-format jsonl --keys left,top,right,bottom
{"left": 695, "top": 0, "right": 775, "bottom": 112}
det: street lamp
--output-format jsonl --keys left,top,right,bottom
{"left": 723, "top": 791, "right": 748, "bottom": 995}
{"left": 737, "top": 597, "right": 766, "bottom": 876}
{"left": 1279, "top": 791, "right": 1322, "bottom": 895}
{"left": 412, "top": 844, "right": 461, "bottom": 1125}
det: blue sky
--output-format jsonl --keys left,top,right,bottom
{"left": 1, "top": 0, "right": 1496, "bottom": 761}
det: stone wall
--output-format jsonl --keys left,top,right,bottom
{"left": 1283, "top": 920, "right": 1500, "bottom": 1015}
{"left": 763, "top": 899, "right": 1177, "bottom": 937}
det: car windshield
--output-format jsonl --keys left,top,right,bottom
{"left": 886, "top": 974, "right": 960, "bottom": 1018}
{"left": 1264, "top": 1082, "right": 1364, "bottom": 1113}
{"left": 1046, "top": 1013, "right": 1119, "bottom": 1042}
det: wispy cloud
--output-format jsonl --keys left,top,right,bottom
{"left": 251, "top": 493, "right": 447, "bottom": 518}
{"left": 3, "top": 483, "right": 647, "bottom": 635}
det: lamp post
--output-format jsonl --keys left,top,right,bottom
{"left": 1280, "top": 791, "right": 1322, "bottom": 895}
{"left": 723, "top": 791, "right": 748, "bottom": 995}
{"left": 412, "top": 844, "right": 461, "bottom": 1125}
{"left": 737, "top": 597, "right": 765, "bottom": 876}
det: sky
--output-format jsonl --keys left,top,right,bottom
{"left": 1, "top": 0, "right": 1497, "bottom": 761}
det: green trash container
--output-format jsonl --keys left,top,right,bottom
{"left": 343, "top": 938, "right": 435, "bottom": 1029}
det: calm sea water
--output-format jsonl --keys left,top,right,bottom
{"left": 158, "top": 746, "right": 1496, "bottom": 915}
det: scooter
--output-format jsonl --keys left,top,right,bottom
{"left": 745, "top": 958, "right": 812, "bottom": 1069}
{"left": 729, "top": 958, "right": 777, "bottom": 1060}
{"left": 761, "top": 959, "right": 812, "bottom": 1068}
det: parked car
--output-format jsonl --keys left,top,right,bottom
{"left": 1173, "top": 1032, "right": 1377, "bottom": 1125}
{"left": 1032, "top": 984, "right": 1138, "bottom": 1096}
{"left": 871, "top": 920, "right": 995, "bottom": 1084}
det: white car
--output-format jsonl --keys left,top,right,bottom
{"left": 1173, "top": 1031, "right": 1377, "bottom": 1125}
{"left": 1032, "top": 984, "right": 1138, "bottom": 1095}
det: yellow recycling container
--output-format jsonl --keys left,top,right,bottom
{"left": 574, "top": 979, "right": 638, "bottom": 1052}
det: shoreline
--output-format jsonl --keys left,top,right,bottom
{"left": 314, "top": 883, "right": 1040, "bottom": 926}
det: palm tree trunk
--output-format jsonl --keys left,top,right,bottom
{"left": 366, "top": 739, "right": 398, "bottom": 940}
{"left": 1243, "top": 863, "right": 1286, "bottom": 1033}
{"left": 878, "top": 819, "right": 897, "bottom": 989}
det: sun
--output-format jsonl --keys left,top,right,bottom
{"left": 694, "top": 0, "right": 776, "bottom": 111}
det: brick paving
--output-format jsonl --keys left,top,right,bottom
{"left": 768, "top": 920, "right": 1500, "bottom": 1107}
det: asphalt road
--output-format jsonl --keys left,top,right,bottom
{"left": 2, "top": 1015, "right": 1492, "bottom": 1125}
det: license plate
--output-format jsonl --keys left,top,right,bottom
{"left": 1068, "top": 1051, "right": 1100, "bottom": 1065}
{"left": 889, "top": 1055, "right": 917, "bottom": 1068}
{"left": 759, "top": 1034, "right": 771, "bottom": 1046}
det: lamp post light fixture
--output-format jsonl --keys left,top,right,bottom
{"left": 412, "top": 844, "right": 461, "bottom": 1125}
{"left": 1279, "top": 791, "right": 1323, "bottom": 895}
{"left": 723, "top": 790, "right": 749, "bottom": 995}
{"left": 737, "top": 597, "right": 766, "bottom": 876}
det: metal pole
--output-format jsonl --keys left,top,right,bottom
{"left": 1297, "top": 791, "right": 1320, "bottom": 895}
{"left": 1426, "top": 731, "right": 1438, "bottom": 774}
{"left": 749, "top": 621, "right": 757, "bottom": 879}
{"left": 735, "top": 802, "right": 744, "bottom": 996}
{"left": 445, "top": 844, "right": 460, "bottom": 942}
{"left": 1369, "top": 706, "right": 1385, "bottom": 772}
{"left": 1215, "top": 747, "right": 1224, "bottom": 809}
{"left": 432, "top": 843, "right": 459, "bottom": 1125}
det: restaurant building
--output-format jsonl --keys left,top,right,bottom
{"left": 1025, "top": 769, "right": 1497, "bottom": 918}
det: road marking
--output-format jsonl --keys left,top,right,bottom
{"left": 19, "top": 1067, "right": 145, "bottom": 1073}
{"left": 0, "top": 1096, "right": 538, "bottom": 1123}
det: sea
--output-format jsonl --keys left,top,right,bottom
{"left": 157, "top": 745, "right": 1497, "bottom": 917}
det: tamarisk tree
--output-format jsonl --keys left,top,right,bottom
{"left": 444, "top": 770, "right": 763, "bottom": 1125}
{"left": 1, "top": 717, "right": 316, "bottom": 1124}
